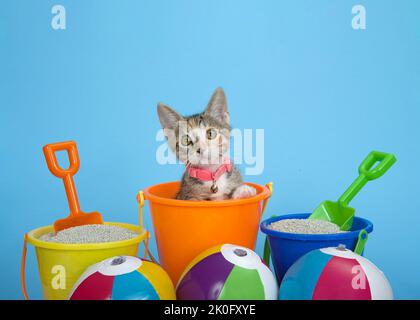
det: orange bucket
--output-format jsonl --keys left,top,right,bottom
{"left": 138, "top": 181, "right": 272, "bottom": 284}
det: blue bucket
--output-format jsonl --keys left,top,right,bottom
{"left": 260, "top": 213, "right": 373, "bottom": 283}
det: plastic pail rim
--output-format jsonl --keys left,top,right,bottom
{"left": 260, "top": 213, "right": 374, "bottom": 241}
{"left": 143, "top": 181, "right": 271, "bottom": 207}
{"left": 26, "top": 222, "right": 147, "bottom": 250}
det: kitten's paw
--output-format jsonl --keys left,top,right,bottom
{"left": 232, "top": 185, "right": 257, "bottom": 199}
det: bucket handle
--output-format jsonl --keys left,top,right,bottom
{"left": 261, "top": 182, "right": 273, "bottom": 216}
{"left": 137, "top": 191, "right": 157, "bottom": 263}
{"left": 261, "top": 183, "right": 274, "bottom": 266}
{"left": 21, "top": 234, "right": 29, "bottom": 300}
{"left": 354, "top": 229, "right": 368, "bottom": 255}
{"left": 263, "top": 237, "right": 271, "bottom": 267}
{"left": 141, "top": 231, "right": 157, "bottom": 263}
{"left": 262, "top": 217, "right": 277, "bottom": 267}
{"left": 136, "top": 191, "right": 145, "bottom": 230}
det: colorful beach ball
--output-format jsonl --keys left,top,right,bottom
{"left": 69, "top": 256, "right": 175, "bottom": 300}
{"left": 176, "top": 244, "right": 278, "bottom": 300}
{"left": 279, "top": 245, "right": 393, "bottom": 300}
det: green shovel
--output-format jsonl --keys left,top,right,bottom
{"left": 309, "top": 151, "right": 396, "bottom": 231}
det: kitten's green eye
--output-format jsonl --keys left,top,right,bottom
{"left": 181, "top": 135, "right": 192, "bottom": 146}
{"left": 206, "top": 128, "right": 217, "bottom": 140}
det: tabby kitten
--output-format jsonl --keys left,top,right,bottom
{"left": 157, "top": 88, "right": 256, "bottom": 200}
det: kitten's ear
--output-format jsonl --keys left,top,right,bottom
{"left": 204, "top": 87, "right": 230, "bottom": 125}
{"left": 157, "top": 103, "right": 183, "bottom": 130}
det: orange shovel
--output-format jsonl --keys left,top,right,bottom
{"left": 43, "top": 141, "right": 103, "bottom": 232}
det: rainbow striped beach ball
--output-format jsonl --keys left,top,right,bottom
{"left": 176, "top": 244, "right": 278, "bottom": 300}
{"left": 69, "top": 256, "right": 175, "bottom": 300}
{"left": 279, "top": 245, "right": 393, "bottom": 300}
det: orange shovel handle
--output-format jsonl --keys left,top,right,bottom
{"left": 43, "top": 141, "right": 81, "bottom": 217}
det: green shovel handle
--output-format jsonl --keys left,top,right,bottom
{"left": 338, "top": 151, "right": 396, "bottom": 206}
{"left": 354, "top": 229, "right": 369, "bottom": 255}
{"left": 359, "top": 151, "right": 397, "bottom": 181}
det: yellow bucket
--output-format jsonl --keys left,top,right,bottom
{"left": 21, "top": 222, "right": 149, "bottom": 300}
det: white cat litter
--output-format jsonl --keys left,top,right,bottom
{"left": 267, "top": 219, "right": 347, "bottom": 235}
{"left": 39, "top": 224, "right": 139, "bottom": 244}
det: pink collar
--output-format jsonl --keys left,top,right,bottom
{"left": 186, "top": 158, "right": 232, "bottom": 182}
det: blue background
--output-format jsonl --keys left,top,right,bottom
{"left": 1, "top": 0, "right": 419, "bottom": 299}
